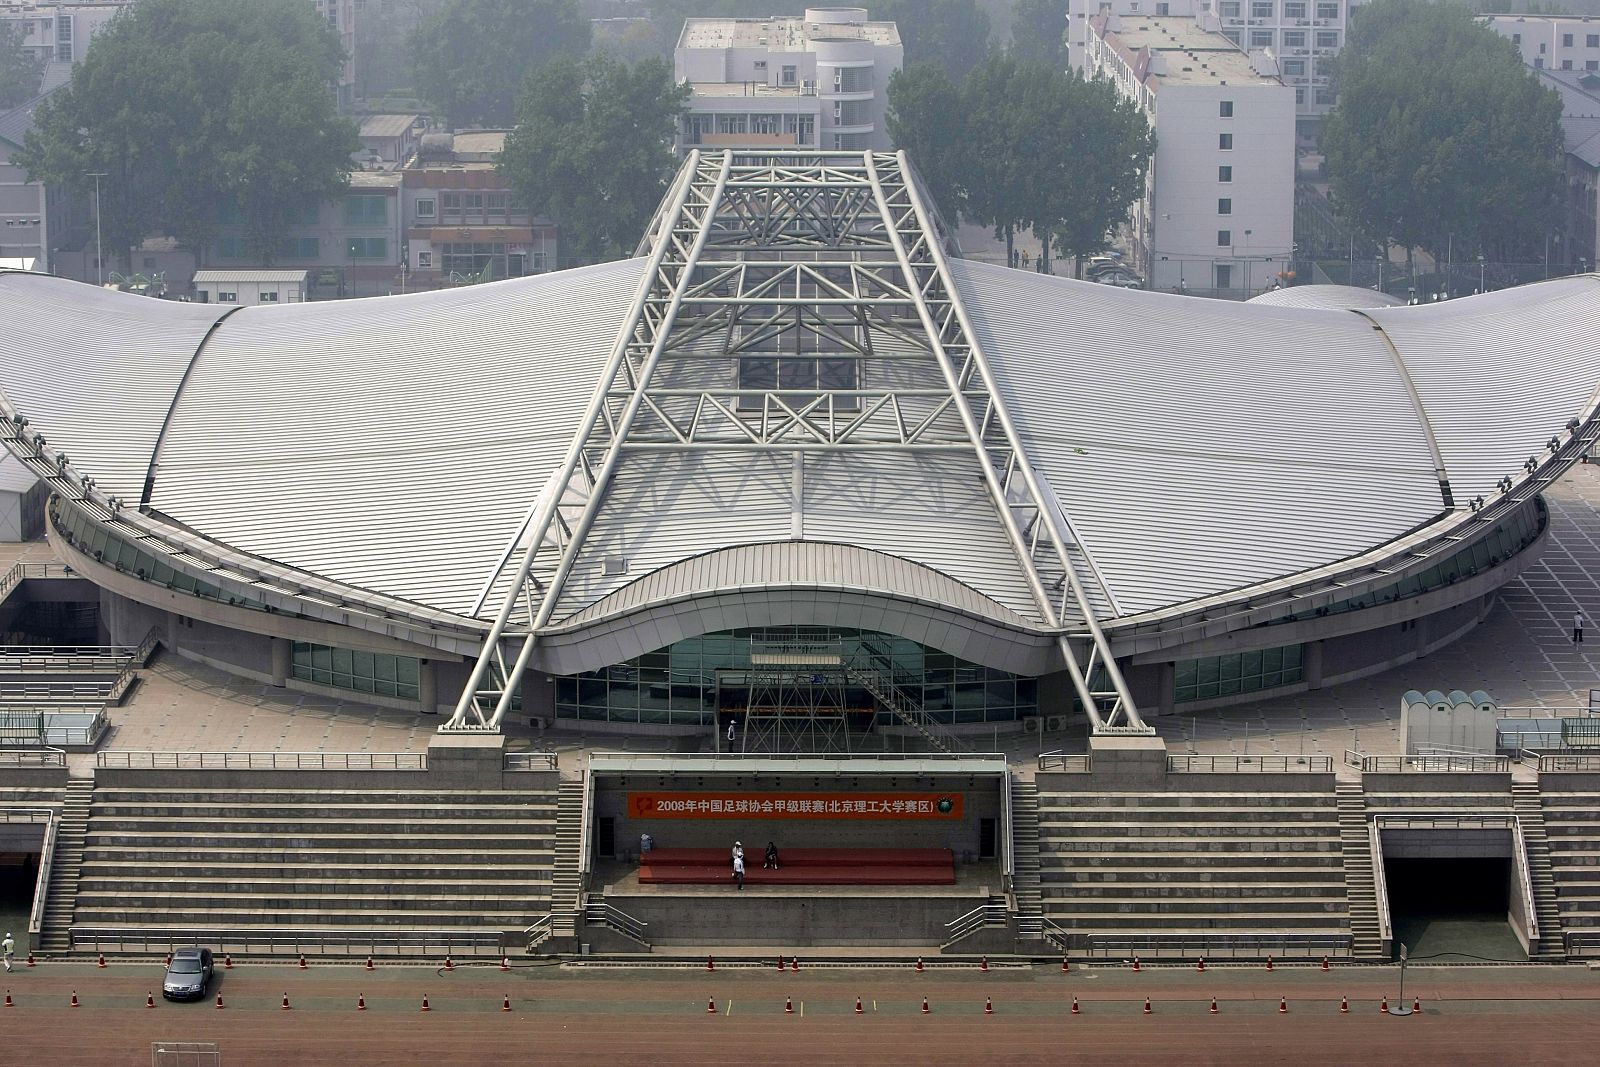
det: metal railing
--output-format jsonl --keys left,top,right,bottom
{"left": 1347, "top": 752, "right": 1510, "bottom": 773}
{"left": 1537, "top": 754, "right": 1600, "bottom": 773}
{"left": 1498, "top": 705, "right": 1596, "bottom": 719}
{"left": 943, "top": 901, "right": 1008, "bottom": 945}
{"left": 578, "top": 764, "right": 595, "bottom": 882}
{"left": 1168, "top": 754, "right": 1333, "bottom": 773}
{"left": 1564, "top": 930, "right": 1600, "bottom": 957}
{"left": 1509, "top": 817, "right": 1541, "bottom": 947}
{"left": 0, "top": 646, "right": 137, "bottom": 672}
{"left": 94, "top": 750, "right": 427, "bottom": 771}
{"left": 70, "top": 928, "right": 504, "bottom": 957}
{"left": 591, "top": 750, "right": 1008, "bottom": 764}
{"left": 25, "top": 809, "right": 56, "bottom": 938}
{"left": 0, "top": 562, "right": 75, "bottom": 604}
{"left": 1082, "top": 933, "right": 1353, "bottom": 960}
{"left": 1000, "top": 772, "right": 1013, "bottom": 893}
{"left": 525, "top": 914, "right": 553, "bottom": 950}
{"left": 1369, "top": 818, "right": 1392, "bottom": 950}
{"left": 1039, "top": 916, "right": 1071, "bottom": 953}
{"left": 0, "top": 707, "right": 108, "bottom": 747}
{"left": 0, "top": 747, "right": 66, "bottom": 767}
{"left": 1038, "top": 751, "right": 1091, "bottom": 772}
{"left": 0, "top": 681, "right": 116, "bottom": 700}
{"left": 582, "top": 900, "right": 650, "bottom": 945}
{"left": 504, "top": 751, "right": 559, "bottom": 770}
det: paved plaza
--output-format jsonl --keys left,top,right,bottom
{"left": 6, "top": 466, "right": 1600, "bottom": 769}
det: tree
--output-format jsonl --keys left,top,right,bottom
{"left": 958, "top": 51, "right": 1031, "bottom": 264}
{"left": 871, "top": 0, "right": 993, "bottom": 81}
{"left": 410, "top": 0, "right": 591, "bottom": 128}
{"left": 885, "top": 63, "right": 967, "bottom": 224}
{"left": 1008, "top": 0, "right": 1067, "bottom": 69}
{"left": 1321, "top": 0, "right": 1564, "bottom": 266}
{"left": 499, "top": 54, "right": 688, "bottom": 265}
{"left": 0, "top": 21, "right": 43, "bottom": 110}
{"left": 17, "top": 0, "right": 357, "bottom": 270}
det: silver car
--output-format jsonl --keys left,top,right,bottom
{"left": 161, "top": 947, "right": 214, "bottom": 1001}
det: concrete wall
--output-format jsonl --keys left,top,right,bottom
{"left": 603, "top": 888, "right": 989, "bottom": 947}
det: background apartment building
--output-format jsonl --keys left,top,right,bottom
{"left": 1085, "top": 14, "right": 1295, "bottom": 295}
{"left": 0, "top": 0, "right": 131, "bottom": 93}
{"left": 1484, "top": 13, "right": 1600, "bottom": 72}
{"left": 674, "top": 6, "right": 902, "bottom": 154}
{"left": 1070, "top": 0, "right": 1363, "bottom": 134}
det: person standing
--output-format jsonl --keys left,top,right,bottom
{"left": 726, "top": 719, "right": 737, "bottom": 746}
{"left": 732, "top": 852, "right": 746, "bottom": 890}
{"left": 2, "top": 931, "right": 14, "bottom": 972}
{"left": 1576, "top": 611, "right": 1587, "bottom": 644}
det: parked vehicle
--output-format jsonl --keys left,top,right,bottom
{"left": 162, "top": 947, "right": 214, "bottom": 1001}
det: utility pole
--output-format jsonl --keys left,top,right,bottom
{"left": 85, "top": 172, "right": 107, "bottom": 286}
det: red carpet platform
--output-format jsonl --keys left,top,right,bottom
{"left": 638, "top": 847, "right": 956, "bottom": 886}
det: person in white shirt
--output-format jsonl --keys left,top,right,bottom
{"left": 2, "top": 932, "right": 14, "bottom": 972}
{"left": 732, "top": 853, "right": 746, "bottom": 890}
{"left": 1576, "top": 611, "right": 1587, "bottom": 644}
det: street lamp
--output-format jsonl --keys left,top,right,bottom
{"left": 1477, "top": 252, "right": 1486, "bottom": 294}
{"left": 84, "top": 171, "right": 107, "bottom": 286}
{"left": 1375, "top": 253, "right": 1384, "bottom": 293}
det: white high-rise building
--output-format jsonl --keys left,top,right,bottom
{"left": 674, "top": 7, "right": 903, "bottom": 154}
{"left": 1069, "top": 0, "right": 1363, "bottom": 129}
{"left": 1085, "top": 14, "right": 1296, "bottom": 296}
{"left": 1482, "top": 13, "right": 1600, "bottom": 73}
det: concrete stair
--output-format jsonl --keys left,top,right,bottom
{"left": 67, "top": 786, "right": 556, "bottom": 946}
{"left": 547, "top": 778, "right": 585, "bottom": 948}
{"left": 1035, "top": 790, "right": 1349, "bottom": 946}
{"left": 1530, "top": 788, "right": 1600, "bottom": 954}
{"left": 1511, "top": 782, "right": 1566, "bottom": 960}
{"left": 1334, "top": 781, "right": 1383, "bottom": 959}
{"left": 1008, "top": 776, "right": 1043, "bottom": 941}
{"left": 38, "top": 776, "right": 93, "bottom": 953}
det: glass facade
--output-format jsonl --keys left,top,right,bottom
{"left": 1176, "top": 644, "right": 1304, "bottom": 704}
{"left": 292, "top": 642, "right": 420, "bottom": 700}
{"left": 555, "top": 627, "right": 1038, "bottom": 726}
{"left": 51, "top": 500, "right": 262, "bottom": 609}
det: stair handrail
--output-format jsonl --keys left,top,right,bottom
{"left": 24, "top": 807, "right": 58, "bottom": 937}
{"left": 1001, "top": 773, "right": 1014, "bottom": 893}
{"left": 1037, "top": 751, "right": 1091, "bottom": 772}
{"left": 1368, "top": 817, "right": 1392, "bottom": 952}
{"left": 582, "top": 899, "right": 650, "bottom": 944}
{"left": 943, "top": 900, "right": 1008, "bottom": 942}
{"left": 1508, "top": 816, "right": 1541, "bottom": 948}
{"left": 525, "top": 913, "right": 553, "bottom": 949}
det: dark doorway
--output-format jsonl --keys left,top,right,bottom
{"left": 597, "top": 817, "right": 615, "bottom": 859}
{"left": 0, "top": 854, "right": 38, "bottom": 957}
{"left": 978, "top": 818, "right": 997, "bottom": 860}
{"left": 1384, "top": 857, "right": 1523, "bottom": 961}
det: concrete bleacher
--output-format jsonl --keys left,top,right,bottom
{"left": 638, "top": 847, "right": 955, "bottom": 886}
{"left": 68, "top": 785, "right": 558, "bottom": 948}
{"left": 1534, "top": 782, "right": 1600, "bottom": 944}
{"left": 1035, "top": 789, "right": 1349, "bottom": 946}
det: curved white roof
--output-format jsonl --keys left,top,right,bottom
{"left": 4, "top": 251, "right": 1600, "bottom": 638}
{"left": 1247, "top": 284, "right": 1404, "bottom": 310}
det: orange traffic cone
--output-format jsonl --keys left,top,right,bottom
{"left": 224, "top": 954, "right": 233, "bottom": 970}
{"left": 921, "top": 997, "right": 930, "bottom": 1015}
{"left": 1321, "top": 956, "right": 1330, "bottom": 972}
{"left": 784, "top": 996, "right": 793, "bottom": 1014}
{"left": 1071, "top": 996, "right": 1080, "bottom": 1015}
{"left": 3, "top": 991, "right": 11, "bottom": 1008}
{"left": 1210, "top": 997, "right": 1219, "bottom": 1015}
{"left": 1412, "top": 998, "right": 1421, "bottom": 1015}
{"left": 1340, "top": 996, "right": 1349, "bottom": 1014}
{"left": 915, "top": 956, "right": 924, "bottom": 972}
{"left": 855, "top": 997, "right": 864, "bottom": 1015}
{"left": 24, "top": 953, "right": 34, "bottom": 968}
{"left": 443, "top": 957, "right": 454, "bottom": 972}
{"left": 281, "top": 992, "right": 292, "bottom": 1011}
{"left": 215, "top": 993, "right": 225, "bottom": 1010}
{"left": 145, "top": 992, "right": 154, "bottom": 1009}
{"left": 707, "top": 955, "right": 715, "bottom": 972}
{"left": 790, "top": 957, "right": 798, "bottom": 972}
{"left": 420, "top": 995, "right": 431, "bottom": 1013}
{"left": 298, "top": 955, "right": 308, "bottom": 971}
{"left": 1279, "top": 997, "right": 1288, "bottom": 1014}
{"left": 96, "top": 954, "right": 106, "bottom": 969}
{"left": 1266, "top": 955, "right": 1274, "bottom": 971}
{"left": 365, "top": 956, "right": 375, "bottom": 971}
{"left": 707, "top": 996, "right": 718, "bottom": 1015}
{"left": 1197, "top": 956, "right": 1206, "bottom": 972}
{"left": 1061, "top": 956, "right": 1070, "bottom": 973}
{"left": 980, "top": 956, "right": 989, "bottom": 972}
{"left": 500, "top": 956, "right": 510, "bottom": 972}
{"left": 1380, "top": 997, "right": 1388, "bottom": 1013}
{"left": 69, "top": 990, "right": 79, "bottom": 1009}
{"left": 1143, "top": 997, "right": 1152, "bottom": 1015}
{"left": 501, "top": 995, "right": 512, "bottom": 1013}
{"left": 357, "top": 995, "right": 367, "bottom": 1012}
{"left": 984, "top": 997, "right": 994, "bottom": 1016}
{"left": 777, "top": 955, "right": 785, "bottom": 972}
{"left": 1132, "top": 956, "right": 1141, "bottom": 972}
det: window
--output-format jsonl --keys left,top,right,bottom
{"left": 1284, "top": 1, "right": 1306, "bottom": 17}
{"left": 836, "top": 66, "right": 872, "bottom": 92}
{"left": 836, "top": 99, "right": 870, "bottom": 126}
{"left": 1282, "top": 30, "right": 1306, "bottom": 48}
{"left": 1315, "top": 30, "right": 1338, "bottom": 48}
{"left": 1251, "top": 1, "right": 1273, "bottom": 17}
{"left": 416, "top": 250, "right": 432, "bottom": 269}
{"left": 485, "top": 192, "right": 509, "bottom": 217}
{"left": 1214, "top": 264, "right": 1232, "bottom": 289}
{"left": 1219, "top": 100, "right": 1234, "bottom": 118}
{"left": 347, "top": 237, "right": 387, "bottom": 260}
{"left": 1564, "top": 33, "right": 1575, "bottom": 47}
{"left": 1223, "top": 29, "right": 1241, "bottom": 44}
{"left": 1250, "top": 30, "right": 1273, "bottom": 47}
{"left": 1219, "top": 132, "right": 1233, "bottom": 149}
{"left": 1512, "top": 33, "right": 1521, "bottom": 45}
{"left": 1589, "top": 34, "right": 1598, "bottom": 47}
{"left": 55, "top": 13, "right": 70, "bottom": 61}
{"left": 1589, "top": 59, "right": 1599, "bottom": 70}
{"left": 1564, "top": 59, "right": 1575, "bottom": 70}
{"left": 216, "top": 236, "right": 246, "bottom": 259}
{"left": 275, "top": 237, "right": 319, "bottom": 259}
{"left": 1218, "top": 165, "right": 1233, "bottom": 182}
{"left": 784, "top": 113, "right": 815, "bottom": 144}
{"left": 1218, "top": 198, "right": 1232, "bottom": 215}
{"left": 1282, "top": 58, "right": 1306, "bottom": 76}
{"left": 1175, "top": 644, "right": 1302, "bottom": 703}
{"left": 1295, "top": 86, "right": 1305, "bottom": 105}
{"left": 781, "top": 64, "right": 797, "bottom": 85}
{"left": 1315, "top": 1, "right": 1337, "bottom": 18}
{"left": 1220, "top": 1, "right": 1240, "bottom": 16}
{"left": 292, "top": 642, "right": 421, "bottom": 701}
{"left": 343, "top": 195, "right": 387, "bottom": 225}
{"left": 215, "top": 290, "right": 237, "bottom": 303}
{"left": 1537, "top": 56, "right": 1545, "bottom": 68}
{"left": 415, "top": 197, "right": 436, "bottom": 219}
{"left": 1156, "top": 2, "right": 1169, "bottom": 13}
{"left": 258, "top": 291, "right": 278, "bottom": 303}
{"left": 1315, "top": 87, "right": 1336, "bottom": 105}
{"left": 1218, "top": 230, "right": 1231, "bottom": 247}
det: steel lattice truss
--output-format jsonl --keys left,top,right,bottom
{"left": 446, "top": 151, "right": 1149, "bottom": 735}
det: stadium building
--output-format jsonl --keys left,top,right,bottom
{"left": 3, "top": 152, "right": 1600, "bottom": 962}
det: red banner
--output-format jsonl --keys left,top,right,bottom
{"left": 627, "top": 791, "right": 962, "bottom": 820}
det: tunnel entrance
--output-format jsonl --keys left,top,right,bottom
{"left": 0, "top": 852, "right": 39, "bottom": 958}
{"left": 1384, "top": 857, "right": 1525, "bottom": 961}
